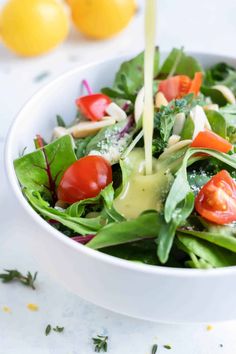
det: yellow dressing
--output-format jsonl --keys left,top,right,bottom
{"left": 113, "top": 149, "right": 173, "bottom": 219}
{"left": 143, "top": 0, "right": 156, "bottom": 175}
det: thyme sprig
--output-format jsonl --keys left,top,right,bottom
{"left": 0, "top": 269, "right": 38, "bottom": 290}
{"left": 92, "top": 335, "right": 108, "bottom": 352}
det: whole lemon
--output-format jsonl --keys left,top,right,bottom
{"left": 71, "top": 0, "right": 136, "bottom": 39}
{"left": 1, "top": 0, "right": 69, "bottom": 56}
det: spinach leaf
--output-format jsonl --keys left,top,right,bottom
{"left": 165, "top": 148, "right": 236, "bottom": 223}
{"left": 204, "top": 62, "right": 236, "bottom": 95}
{"left": 102, "top": 239, "right": 160, "bottom": 265}
{"left": 178, "top": 228, "right": 236, "bottom": 253}
{"left": 157, "top": 192, "right": 194, "bottom": 264}
{"left": 180, "top": 115, "right": 194, "bottom": 140}
{"left": 14, "top": 135, "right": 77, "bottom": 204}
{"left": 102, "top": 49, "right": 160, "bottom": 102}
{"left": 200, "top": 86, "right": 228, "bottom": 107}
{"left": 65, "top": 184, "right": 124, "bottom": 223}
{"left": 177, "top": 234, "right": 236, "bottom": 268}
{"left": 205, "top": 110, "right": 227, "bottom": 138}
{"left": 159, "top": 48, "right": 203, "bottom": 79}
{"left": 24, "top": 189, "right": 103, "bottom": 235}
{"left": 86, "top": 119, "right": 134, "bottom": 164}
{"left": 75, "top": 136, "right": 94, "bottom": 159}
{"left": 87, "top": 212, "right": 162, "bottom": 249}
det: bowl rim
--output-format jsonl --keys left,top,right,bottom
{"left": 5, "top": 51, "right": 236, "bottom": 278}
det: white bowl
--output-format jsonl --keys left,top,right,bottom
{"left": 5, "top": 52, "right": 236, "bottom": 323}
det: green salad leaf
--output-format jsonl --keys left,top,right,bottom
{"left": 205, "top": 110, "right": 227, "bottom": 138}
{"left": 87, "top": 211, "right": 162, "bottom": 249}
{"left": 204, "top": 62, "right": 236, "bottom": 95}
{"left": 102, "top": 49, "right": 160, "bottom": 102}
{"left": 165, "top": 148, "right": 236, "bottom": 223}
{"left": 159, "top": 48, "right": 203, "bottom": 79}
{"left": 14, "top": 135, "right": 77, "bottom": 204}
{"left": 177, "top": 234, "right": 236, "bottom": 268}
{"left": 24, "top": 189, "right": 103, "bottom": 235}
{"left": 200, "top": 86, "right": 228, "bottom": 106}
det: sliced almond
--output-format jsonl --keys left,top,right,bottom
{"left": 52, "top": 126, "right": 68, "bottom": 140}
{"left": 203, "top": 104, "right": 219, "bottom": 112}
{"left": 106, "top": 102, "right": 127, "bottom": 122}
{"left": 155, "top": 92, "right": 168, "bottom": 109}
{"left": 68, "top": 118, "right": 116, "bottom": 138}
{"left": 167, "top": 134, "right": 181, "bottom": 147}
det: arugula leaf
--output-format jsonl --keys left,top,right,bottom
{"left": 24, "top": 189, "right": 103, "bottom": 235}
{"left": 159, "top": 48, "right": 203, "bottom": 79}
{"left": 87, "top": 212, "right": 162, "bottom": 249}
{"left": 86, "top": 119, "right": 134, "bottom": 164}
{"left": 165, "top": 148, "right": 236, "bottom": 223}
{"left": 177, "top": 234, "right": 236, "bottom": 268}
{"left": 157, "top": 192, "right": 194, "bottom": 263}
{"left": 14, "top": 135, "right": 77, "bottom": 204}
{"left": 205, "top": 110, "right": 227, "bottom": 138}
{"left": 102, "top": 49, "right": 160, "bottom": 102}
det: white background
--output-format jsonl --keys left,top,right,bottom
{"left": 1, "top": 0, "right": 236, "bottom": 353}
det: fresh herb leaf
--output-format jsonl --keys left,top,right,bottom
{"left": 163, "top": 345, "right": 172, "bottom": 350}
{"left": 0, "top": 269, "right": 38, "bottom": 290}
{"left": 56, "top": 115, "right": 66, "bottom": 127}
{"left": 14, "top": 135, "right": 77, "bottom": 204}
{"left": 151, "top": 344, "right": 158, "bottom": 354}
{"left": 45, "top": 325, "right": 64, "bottom": 336}
{"left": 92, "top": 335, "right": 108, "bottom": 353}
{"left": 45, "top": 325, "right": 52, "bottom": 336}
{"left": 53, "top": 326, "right": 64, "bottom": 333}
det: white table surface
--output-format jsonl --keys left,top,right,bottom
{"left": 1, "top": 0, "right": 236, "bottom": 353}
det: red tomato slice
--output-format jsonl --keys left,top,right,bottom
{"left": 76, "top": 93, "right": 111, "bottom": 121}
{"left": 195, "top": 170, "right": 236, "bottom": 224}
{"left": 191, "top": 131, "right": 232, "bottom": 153}
{"left": 57, "top": 156, "right": 112, "bottom": 204}
{"left": 158, "top": 72, "right": 203, "bottom": 102}
{"left": 158, "top": 75, "right": 191, "bottom": 101}
{"left": 188, "top": 72, "right": 203, "bottom": 96}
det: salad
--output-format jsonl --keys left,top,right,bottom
{"left": 14, "top": 48, "right": 236, "bottom": 269}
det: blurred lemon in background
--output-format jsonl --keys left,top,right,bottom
{"left": 70, "top": 0, "right": 136, "bottom": 39}
{"left": 0, "top": 0, "right": 69, "bottom": 56}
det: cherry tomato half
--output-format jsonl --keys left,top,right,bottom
{"left": 57, "top": 156, "right": 112, "bottom": 204}
{"left": 158, "top": 72, "right": 202, "bottom": 102}
{"left": 191, "top": 130, "right": 232, "bottom": 153}
{"left": 76, "top": 93, "right": 111, "bottom": 121}
{"left": 195, "top": 170, "right": 236, "bottom": 224}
